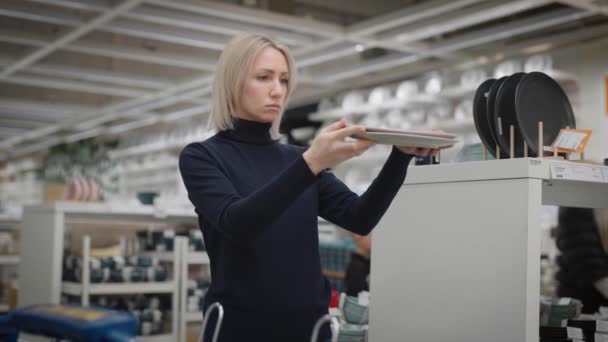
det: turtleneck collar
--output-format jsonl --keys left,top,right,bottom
{"left": 218, "top": 117, "right": 276, "bottom": 145}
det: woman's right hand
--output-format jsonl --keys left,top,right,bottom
{"left": 303, "top": 119, "right": 375, "bottom": 175}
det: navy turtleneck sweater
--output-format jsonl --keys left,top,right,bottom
{"left": 179, "top": 118, "right": 414, "bottom": 341}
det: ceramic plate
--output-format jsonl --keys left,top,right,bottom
{"left": 353, "top": 131, "right": 457, "bottom": 148}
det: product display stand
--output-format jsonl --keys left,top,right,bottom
{"left": 369, "top": 158, "right": 608, "bottom": 342}
{"left": 18, "top": 202, "right": 198, "bottom": 341}
{"left": 178, "top": 246, "right": 210, "bottom": 342}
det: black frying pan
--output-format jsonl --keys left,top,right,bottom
{"left": 494, "top": 72, "right": 530, "bottom": 158}
{"left": 485, "top": 76, "right": 509, "bottom": 158}
{"left": 515, "top": 72, "right": 575, "bottom": 157}
{"left": 472, "top": 79, "right": 497, "bottom": 157}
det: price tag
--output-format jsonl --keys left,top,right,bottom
{"left": 550, "top": 162, "right": 605, "bottom": 182}
{"left": 553, "top": 131, "right": 587, "bottom": 150}
{"left": 546, "top": 129, "right": 592, "bottom": 153}
{"left": 567, "top": 327, "right": 584, "bottom": 339}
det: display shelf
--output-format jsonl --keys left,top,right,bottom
{"left": 178, "top": 244, "right": 210, "bottom": 342}
{"left": 546, "top": 69, "right": 577, "bottom": 82}
{"left": 309, "top": 94, "right": 441, "bottom": 122}
{"left": 370, "top": 158, "right": 608, "bottom": 342}
{"left": 418, "top": 118, "right": 475, "bottom": 133}
{"left": 141, "top": 251, "right": 208, "bottom": 265}
{"left": 62, "top": 281, "right": 176, "bottom": 296}
{"left": 188, "top": 252, "right": 209, "bottom": 265}
{"left": 19, "top": 209, "right": 190, "bottom": 339}
{"left": 185, "top": 311, "right": 203, "bottom": 323}
{"left": 109, "top": 141, "right": 185, "bottom": 160}
{"left": 119, "top": 159, "right": 178, "bottom": 175}
{"left": 0, "top": 255, "right": 19, "bottom": 265}
{"left": 439, "top": 84, "right": 477, "bottom": 99}
{"left": 25, "top": 202, "right": 197, "bottom": 223}
{"left": 124, "top": 176, "right": 179, "bottom": 188}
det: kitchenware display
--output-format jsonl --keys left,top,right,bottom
{"left": 493, "top": 60, "right": 521, "bottom": 78}
{"left": 454, "top": 99, "right": 473, "bottom": 122}
{"left": 395, "top": 80, "right": 419, "bottom": 99}
{"left": 341, "top": 91, "right": 365, "bottom": 111}
{"left": 524, "top": 54, "right": 553, "bottom": 73}
{"left": 485, "top": 76, "right": 509, "bottom": 158}
{"left": 368, "top": 86, "right": 392, "bottom": 106}
{"left": 424, "top": 73, "right": 442, "bottom": 94}
{"left": 493, "top": 72, "right": 529, "bottom": 158}
{"left": 515, "top": 71, "right": 575, "bottom": 156}
{"left": 460, "top": 69, "right": 487, "bottom": 87}
{"left": 472, "top": 78, "right": 497, "bottom": 157}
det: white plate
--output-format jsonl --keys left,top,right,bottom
{"left": 354, "top": 131, "right": 457, "bottom": 148}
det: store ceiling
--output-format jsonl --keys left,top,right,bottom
{"left": 0, "top": 0, "right": 608, "bottom": 162}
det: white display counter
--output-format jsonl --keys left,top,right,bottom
{"left": 369, "top": 158, "right": 608, "bottom": 342}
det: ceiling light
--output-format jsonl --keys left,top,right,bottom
{"left": 355, "top": 44, "right": 366, "bottom": 52}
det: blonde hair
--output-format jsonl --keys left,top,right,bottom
{"left": 208, "top": 34, "right": 297, "bottom": 139}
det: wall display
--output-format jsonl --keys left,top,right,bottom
{"left": 515, "top": 72, "right": 576, "bottom": 156}
{"left": 395, "top": 81, "right": 418, "bottom": 100}
{"left": 524, "top": 54, "right": 553, "bottom": 73}
{"left": 368, "top": 86, "right": 392, "bottom": 106}
{"left": 341, "top": 91, "right": 366, "bottom": 111}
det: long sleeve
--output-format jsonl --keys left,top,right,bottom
{"left": 318, "top": 147, "right": 414, "bottom": 235}
{"left": 179, "top": 143, "right": 317, "bottom": 243}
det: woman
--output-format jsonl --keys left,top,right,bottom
{"left": 179, "top": 33, "right": 443, "bottom": 342}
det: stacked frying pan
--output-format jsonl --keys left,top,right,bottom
{"left": 473, "top": 71, "right": 576, "bottom": 158}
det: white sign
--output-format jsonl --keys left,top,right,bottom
{"left": 550, "top": 162, "right": 606, "bottom": 183}
{"left": 551, "top": 130, "right": 588, "bottom": 151}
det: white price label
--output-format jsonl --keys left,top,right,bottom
{"left": 551, "top": 131, "right": 588, "bottom": 150}
{"left": 596, "top": 333, "right": 608, "bottom": 342}
{"left": 550, "top": 162, "right": 605, "bottom": 182}
{"left": 567, "top": 327, "right": 584, "bottom": 339}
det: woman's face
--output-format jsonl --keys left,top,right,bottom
{"left": 235, "top": 47, "right": 290, "bottom": 123}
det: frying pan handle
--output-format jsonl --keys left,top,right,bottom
{"left": 199, "top": 302, "right": 224, "bottom": 342}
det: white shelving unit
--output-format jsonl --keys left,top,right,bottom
{"left": 108, "top": 141, "right": 185, "bottom": 161}
{"left": 369, "top": 158, "right": 608, "bottom": 342}
{"left": 308, "top": 69, "right": 576, "bottom": 123}
{"left": 61, "top": 235, "right": 183, "bottom": 340}
{"left": 18, "top": 202, "right": 198, "bottom": 339}
{"left": 179, "top": 247, "right": 211, "bottom": 342}
{"left": 0, "top": 213, "right": 20, "bottom": 313}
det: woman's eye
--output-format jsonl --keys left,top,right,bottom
{"left": 280, "top": 79, "right": 289, "bottom": 85}
{"left": 257, "top": 75, "right": 268, "bottom": 81}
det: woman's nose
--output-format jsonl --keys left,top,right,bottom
{"left": 270, "top": 80, "right": 284, "bottom": 98}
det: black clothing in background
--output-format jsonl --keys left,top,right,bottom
{"left": 179, "top": 118, "right": 414, "bottom": 342}
{"left": 345, "top": 252, "right": 371, "bottom": 297}
{"left": 555, "top": 207, "right": 608, "bottom": 313}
